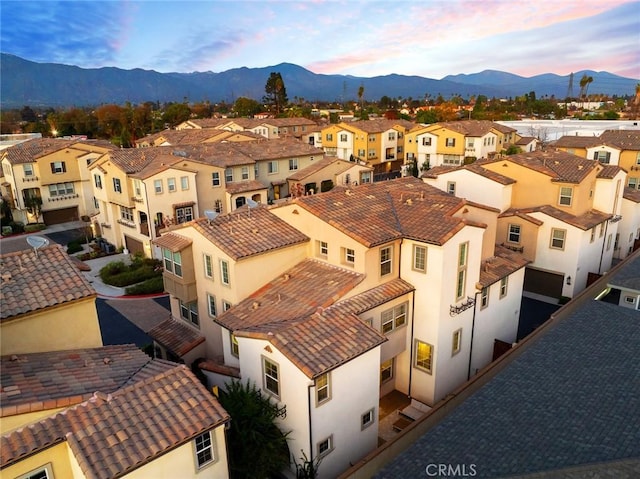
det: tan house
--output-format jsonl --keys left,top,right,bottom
{"left": 176, "top": 117, "right": 319, "bottom": 141}
{"left": 0, "top": 244, "right": 102, "bottom": 356}
{"left": 287, "top": 156, "right": 373, "bottom": 195}
{"left": 0, "top": 345, "right": 230, "bottom": 479}
{"left": 135, "top": 128, "right": 262, "bottom": 147}
{"left": 0, "top": 138, "right": 115, "bottom": 225}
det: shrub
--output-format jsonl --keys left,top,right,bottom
{"left": 24, "top": 223, "right": 46, "bottom": 233}
{"left": 9, "top": 221, "right": 24, "bottom": 233}
{"left": 67, "top": 241, "right": 83, "bottom": 254}
{"left": 100, "top": 259, "right": 163, "bottom": 287}
{"left": 125, "top": 276, "right": 165, "bottom": 295}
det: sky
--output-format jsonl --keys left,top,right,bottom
{"left": 2, "top": 0, "right": 639, "bottom": 80}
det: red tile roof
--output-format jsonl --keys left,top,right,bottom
{"left": 2, "top": 138, "right": 115, "bottom": 165}
{"left": 623, "top": 187, "right": 640, "bottom": 203}
{"left": 598, "top": 130, "right": 640, "bottom": 150}
{"left": 288, "top": 156, "right": 361, "bottom": 182}
{"left": 478, "top": 246, "right": 531, "bottom": 288}
{"left": 0, "top": 245, "right": 96, "bottom": 321}
{"left": 225, "top": 179, "right": 268, "bottom": 194}
{"left": 152, "top": 232, "right": 192, "bottom": 252}
{"left": 596, "top": 164, "right": 624, "bottom": 179}
{"left": 422, "top": 163, "right": 516, "bottom": 185}
{"left": 327, "top": 278, "right": 415, "bottom": 316}
{"left": 520, "top": 205, "right": 611, "bottom": 230}
{"left": 553, "top": 136, "right": 601, "bottom": 148}
{"left": 1, "top": 364, "right": 229, "bottom": 478}
{"left": 147, "top": 317, "right": 205, "bottom": 357}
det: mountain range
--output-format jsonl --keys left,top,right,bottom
{"left": 1, "top": 53, "right": 638, "bottom": 108}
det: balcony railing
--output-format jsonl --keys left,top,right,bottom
{"left": 117, "top": 218, "right": 136, "bottom": 229}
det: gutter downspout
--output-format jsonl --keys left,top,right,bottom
{"left": 598, "top": 220, "right": 609, "bottom": 275}
{"left": 467, "top": 289, "right": 482, "bottom": 381}
{"left": 408, "top": 287, "right": 416, "bottom": 399}
{"left": 307, "top": 383, "right": 314, "bottom": 470}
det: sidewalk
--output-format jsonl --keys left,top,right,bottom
{"left": 80, "top": 253, "right": 132, "bottom": 297}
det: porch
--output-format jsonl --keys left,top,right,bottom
{"left": 378, "top": 390, "right": 432, "bottom": 445}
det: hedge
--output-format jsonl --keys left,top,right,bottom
{"left": 125, "top": 276, "right": 165, "bottom": 295}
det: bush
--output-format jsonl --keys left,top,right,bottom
{"left": 67, "top": 241, "right": 83, "bottom": 254}
{"left": 9, "top": 221, "right": 24, "bottom": 233}
{"left": 24, "top": 223, "right": 46, "bottom": 233}
{"left": 125, "top": 276, "right": 165, "bottom": 295}
{"left": 100, "top": 259, "right": 163, "bottom": 287}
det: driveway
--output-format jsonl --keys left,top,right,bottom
{"left": 517, "top": 296, "right": 561, "bottom": 340}
{"left": 45, "top": 227, "right": 90, "bottom": 246}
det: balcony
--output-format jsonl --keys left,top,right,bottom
{"left": 117, "top": 218, "right": 136, "bottom": 229}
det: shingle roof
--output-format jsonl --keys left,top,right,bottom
{"left": 0, "top": 344, "right": 166, "bottom": 418}
{"left": 1, "top": 363, "right": 229, "bottom": 478}
{"left": 0, "top": 245, "right": 96, "bottom": 321}
{"left": 190, "top": 206, "right": 309, "bottom": 260}
{"left": 292, "top": 177, "right": 485, "bottom": 247}
{"left": 147, "top": 318, "right": 205, "bottom": 357}
{"left": 183, "top": 118, "right": 231, "bottom": 129}
{"left": 478, "top": 246, "right": 531, "bottom": 288}
{"left": 598, "top": 129, "right": 640, "bottom": 150}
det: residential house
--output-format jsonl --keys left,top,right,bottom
{"left": 177, "top": 117, "right": 319, "bottom": 142}
{"left": 0, "top": 244, "right": 102, "bottom": 356}
{"left": 0, "top": 138, "right": 115, "bottom": 225}
{"left": 135, "top": 128, "right": 262, "bottom": 147}
{"left": 286, "top": 155, "right": 373, "bottom": 195}
{"left": 514, "top": 136, "right": 538, "bottom": 152}
{"left": 618, "top": 187, "right": 640, "bottom": 260}
{"left": 1, "top": 345, "right": 230, "bottom": 479}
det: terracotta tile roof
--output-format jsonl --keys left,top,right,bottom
{"left": 345, "top": 119, "right": 415, "bottom": 133}
{"left": 596, "top": 164, "right": 624, "bottom": 179}
{"left": 225, "top": 179, "right": 268, "bottom": 194}
{"left": 478, "top": 246, "right": 531, "bottom": 288}
{"left": 152, "top": 232, "right": 192, "bottom": 252}
{"left": 498, "top": 208, "right": 544, "bottom": 226}
{"left": 1, "top": 363, "right": 229, "bottom": 478}
{"left": 423, "top": 163, "right": 516, "bottom": 185}
{"left": 598, "top": 130, "right": 640, "bottom": 150}
{"left": 623, "top": 187, "right": 640, "bottom": 203}
{"left": 263, "top": 118, "right": 318, "bottom": 127}
{"left": 288, "top": 156, "right": 359, "bottom": 182}
{"left": 184, "top": 118, "right": 232, "bottom": 129}
{"left": 430, "top": 120, "right": 516, "bottom": 137}
{"left": 0, "top": 245, "right": 96, "bottom": 321}
{"left": 198, "top": 359, "right": 241, "bottom": 378}
{"left": 215, "top": 259, "right": 364, "bottom": 332}
{"left": 521, "top": 205, "right": 612, "bottom": 230}
{"left": 327, "top": 278, "right": 415, "bottom": 316}
{"left": 2, "top": 138, "right": 80, "bottom": 164}
{"left": 293, "top": 177, "right": 486, "bottom": 247}
{"left": 147, "top": 317, "right": 205, "bottom": 357}
{"left": 231, "top": 137, "right": 324, "bottom": 160}
{"left": 0, "top": 344, "right": 163, "bottom": 418}
{"left": 99, "top": 147, "right": 172, "bottom": 174}
{"left": 190, "top": 206, "right": 309, "bottom": 260}
{"left": 514, "top": 136, "right": 537, "bottom": 146}
{"left": 172, "top": 143, "right": 255, "bottom": 168}
{"left": 137, "top": 128, "right": 226, "bottom": 145}
{"left": 554, "top": 135, "right": 601, "bottom": 148}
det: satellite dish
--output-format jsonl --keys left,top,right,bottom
{"left": 204, "top": 210, "right": 219, "bottom": 223}
{"left": 27, "top": 235, "right": 49, "bottom": 257}
{"left": 247, "top": 199, "right": 259, "bottom": 208}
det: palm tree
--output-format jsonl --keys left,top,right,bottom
{"left": 358, "top": 84, "right": 365, "bottom": 118}
{"left": 579, "top": 74, "right": 593, "bottom": 108}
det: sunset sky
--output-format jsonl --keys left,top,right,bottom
{"left": 2, "top": 0, "right": 639, "bottom": 79}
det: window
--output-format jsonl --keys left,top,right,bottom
{"left": 263, "top": 357, "right": 280, "bottom": 396}
{"left": 50, "top": 161, "right": 66, "bottom": 174}
{"left": 452, "top": 329, "right": 462, "bottom": 355}
{"left": 48, "top": 182, "right": 74, "bottom": 197}
{"left": 17, "top": 464, "right": 54, "bottom": 479}
{"left": 422, "top": 137, "right": 432, "bottom": 146}
{"left": 599, "top": 223, "right": 605, "bottom": 238}
{"left": 214, "top": 199, "right": 223, "bottom": 213}
{"left": 204, "top": 254, "right": 213, "bottom": 278}
{"left": 480, "top": 287, "right": 489, "bottom": 309}
{"left": 289, "top": 158, "right": 298, "bottom": 171}
{"left": 317, "top": 240, "right": 328, "bottom": 257}
{"left": 23, "top": 164, "right": 34, "bottom": 177}
{"left": 446, "top": 181, "right": 456, "bottom": 195}
{"left": 94, "top": 174, "right": 102, "bottom": 189}
{"left": 445, "top": 138, "right": 456, "bottom": 147}
{"left": 380, "top": 245, "right": 392, "bottom": 276}
{"left": 590, "top": 228, "right": 595, "bottom": 243}
{"left": 388, "top": 132, "right": 396, "bottom": 141}
{"left": 316, "top": 373, "right": 331, "bottom": 405}
{"left": 456, "top": 242, "right": 468, "bottom": 300}
{"left": 344, "top": 247, "right": 355, "bottom": 265}
{"left": 326, "top": 133, "right": 333, "bottom": 141}
{"left": 381, "top": 303, "right": 407, "bottom": 334}
{"left": 380, "top": 358, "right": 394, "bottom": 383}
{"left": 120, "top": 206, "right": 134, "bottom": 222}
{"left": 550, "top": 229, "right": 566, "bottom": 250}
{"left": 466, "top": 139, "right": 475, "bottom": 148}
{"left": 357, "top": 148, "right": 366, "bottom": 157}
{"left": 508, "top": 224, "right": 521, "bottom": 243}
{"left": 254, "top": 163, "right": 259, "bottom": 179}
{"left": 268, "top": 161, "right": 278, "bottom": 174}
{"left": 629, "top": 177, "right": 639, "bottom": 189}
{"left": 412, "top": 245, "right": 427, "bottom": 272}
{"left": 443, "top": 155, "right": 462, "bottom": 166}
{"left": 360, "top": 171, "right": 371, "bottom": 184}
{"left": 163, "top": 248, "right": 182, "bottom": 277}
{"left": 154, "top": 179, "right": 163, "bottom": 194}
{"left": 593, "top": 151, "right": 611, "bottom": 163}
{"left": 361, "top": 408, "right": 375, "bottom": 430}
{"left": 194, "top": 431, "right": 215, "bottom": 468}
{"left": 167, "top": 177, "right": 176, "bottom": 192}
{"left": 175, "top": 206, "right": 193, "bottom": 224}
{"left": 340, "top": 133, "right": 348, "bottom": 142}
{"left": 606, "top": 233, "right": 612, "bottom": 251}
{"left": 207, "top": 293, "right": 217, "bottom": 317}
{"left": 223, "top": 300, "right": 232, "bottom": 312}
{"left": 230, "top": 333, "right": 239, "bottom": 357}
{"left": 500, "top": 277, "right": 508, "bottom": 298}
{"left": 180, "top": 176, "right": 189, "bottom": 190}
{"left": 558, "top": 186, "right": 573, "bottom": 206}
{"left": 113, "top": 178, "right": 122, "bottom": 193}
{"left": 317, "top": 436, "right": 334, "bottom": 459}
{"left": 133, "top": 179, "right": 141, "bottom": 197}
{"left": 220, "top": 259, "right": 230, "bottom": 285}
{"left": 212, "top": 172, "right": 221, "bottom": 186}
{"left": 180, "top": 300, "right": 199, "bottom": 326}
{"left": 225, "top": 168, "right": 233, "bottom": 182}
{"left": 414, "top": 340, "right": 433, "bottom": 373}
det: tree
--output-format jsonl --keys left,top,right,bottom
{"left": 162, "top": 102, "right": 191, "bottom": 127}
{"left": 357, "top": 84, "right": 365, "bottom": 118}
{"left": 218, "top": 379, "right": 290, "bottom": 479}
{"left": 233, "top": 97, "right": 262, "bottom": 117}
{"left": 263, "top": 72, "right": 288, "bottom": 115}
{"left": 579, "top": 74, "right": 593, "bottom": 106}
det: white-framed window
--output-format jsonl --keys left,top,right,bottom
{"left": 360, "top": 171, "right": 371, "bottom": 183}
{"left": 368, "top": 148, "right": 376, "bottom": 158}
{"left": 456, "top": 242, "right": 468, "bottom": 300}
{"left": 317, "top": 240, "right": 328, "bottom": 257}
{"left": 599, "top": 223, "right": 605, "bottom": 238}
{"left": 628, "top": 177, "right": 639, "bottom": 189}
{"left": 50, "top": 161, "right": 66, "bottom": 174}
{"left": 154, "top": 179, "right": 163, "bottom": 194}
{"left": 316, "top": 372, "right": 331, "bottom": 406}
{"left": 500, "top": 277, "right": 508, "bottom": 298}
{"left": 388, "top": 132, "right": 396, "bottom": 141}
{"left": 225, "top": 168, "right": 233, "bottom": 182}
{"left": 94, "top": 174, "right": 102, "bottom": 189}
{"left": 590, "top": 228, "right": 595, "bottom": 243}
{"left": 214, "top": 199, "right": 223, "bottom": 213}
{"left": 381, "top": 303, "right": 407, "bottom": 334}
{"left": 180, "top": 176, "right": 189, "bottom": 190}
{"left": 120, "top": 206, "right": 134, "bottom": 222}
{"left": 17, "top": 463, "right": 54, "bottom": 479}
{"left": 254, "top": 163, "right": 259, "bottom": 179}
{"left": 412, "top": 244, "right": 427, "bottom": 272}
{"left": 132, "top": 179, "right": 141, "bottom": 197}
{"left": 558, "top": 186, "right": 573, "bottom": 206}
{"left": 340, "top": 133, "right": 348, "bottom": 142}
{"left": 241, "top": 166, "right": 249, "bottom": 180}
{"left": 467, "top": 139, "right": 475, "bottom": 148}
{"left": 317, "top": 435, "right": 334, "bottom": 459}
{"left": 230, "top": 332, "right": 239, "bottom": 357}
{"left": 204, "top": 254, "right": 213, "bottom": 279}
{"left": 223, "top": 300, "right": 232, "bottom": 312}
{"left": 48, "top": 182, "right": 74, "bottom": 197}
{"left": 452, "top": 329, "right": 462, "bottom": 355}
{"left": 380, "top": 245, "right": 392, "bottom": 276}
{"left": 289, "top": 158, "right": 298, "bottom": 171}
{"left": 422, "top": 137, "right": 432, "bottom": 146}
{"left": 443, "top": 155, "right": 462, "bottom": 166}
{"left": 480, "top": 287, "right": 489, "bottom": 309}
{"left": 262, "top": 356, "right": 280, "bottom": 397}
{"left": 23, "top": 164, "right": 34, "bottom": 177}
{"left": 593, "top": 151, "right": 611, "bottom": 163}
{"left": 508, "top": 224, "right": 521, "bottom": 243}
{"left": 163, "top": 248, "right": 182, "bottom": 277}
{"left": 220, "top": 259, "right": 230, "bottom": 285}
{"left": 207, "top": 293, "right": 217, "bottom": 317}
{"left": 343, "top": 247, "right": 355, "bottom": 265}
{"left": 624, "top": 296, "right": 636, "bottom": 305}
{"left": 113, "top": 177, "right": 122, "bottom": 193}
{"left": 268, "top": 161, "right": 278, "bottom": 174}
{"left": 326, "top": 133, "right": 333, "bottom": 141}
{"left": 212, "top": 172, "right": 221, "bottom": 186}
{"left": 414, "top": 340, "right": 433, "bottom": 374}
{"left": 167, "top": 177, "right": 176, "bottom": 192}
{"left": 180, "top": 300, "right": 199, "bottom": 327}
{"left": 380, "top": 358, "right": 394, "bottom": 383}
{"left": 550, "top": 228, "right": 566, "bottom": 250}
{"left": 361, "top": 408, "right": 375, "bottom": 430}
{"left": 175, "top": 206, "right": 193, "bottom": 224}
{"left": 446, "top": 181, "right": 456, "bottom": 195}
{"left": 194, "top": 431, "right": 215, "bottom": 468}
{"left": 445, "top": 138, "right": 456, "bottom": 147}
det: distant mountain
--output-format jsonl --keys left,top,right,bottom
{"left": 1, "top": 53, "right": 638, "bottom": 108}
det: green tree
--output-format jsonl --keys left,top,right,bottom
{"left": 219, "top": 379, "right": 290, "bottom": 479}
{"left": 163, "top": 102, "right": 191, "bottom": 127}
{"left": 416, "top": 109, "right": 438, "bottom": 124}
{"left": 233, "top": 97, "right": 262, "bottom": 117}
{"left": 263, "top": 72, "right": 288, "bottom": 115}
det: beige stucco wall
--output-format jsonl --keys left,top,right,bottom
{"left": 2, "top": 443, "right": 77, "bottom": 479}
{"left": 1, "top": 407, "right": 66, "bottom": 434}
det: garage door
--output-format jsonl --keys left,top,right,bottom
{"left": 523, "top": 267, "right": 564, "bottom": 298}
{"left": 42, "top": 206, "right": 79, "bottom": 225}
{"left": 124, "top": 235, "right": 144, "bottom": 255}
